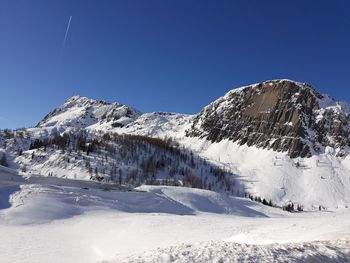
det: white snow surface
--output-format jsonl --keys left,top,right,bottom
{"left": 1, "top": 167, "right": 350, "bottom": 263}
{"left": 179, "top": 137, "right": 350, "bottom": 210}
{"left": 113, "top": 240, "right": 350, "bottom": 263}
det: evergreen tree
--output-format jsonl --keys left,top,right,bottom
{"left": 0, "top": 153, "right": 8, "bottom": 167}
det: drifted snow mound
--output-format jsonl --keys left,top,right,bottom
{"left": 0, "top": 180, "right": 268, "bottom": 224}
{"left": 137, "top": 185, "right": 266, "bottom": 217}
{"left": 111, "top": 240, "right": 350, "bottom": 263}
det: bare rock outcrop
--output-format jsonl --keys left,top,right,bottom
{"left": 186, "top": 79, "right": 350, "bottom": 158}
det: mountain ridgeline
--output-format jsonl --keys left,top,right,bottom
{"left": 2, "top": 80, "right": 350, "bottom": 161}
{"left": 187, "top": 80, "right": 350, "bottom": 158}
{"left": 1, "top": 79, "right": 350, "bottom": 209}
{"left": 35, "top": 80, "right": 350, "bottom": 159}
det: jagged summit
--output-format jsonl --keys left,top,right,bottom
{"left": 37, "top": 95, "right": 141, "bottom": 130}
{"left": 187, "top": 79, "right": 350, "bottom": 158}
{"left": 64, "top": 95, "right": 122, "bottom": 107}
{"left": 65, "top": 94, "right": 89, "bottom": 102}
{"left": 62, "top": 95, "right": 124, "bottom": 108}
{"left": 224, "top": 79, "right": 319, "bottom": 98}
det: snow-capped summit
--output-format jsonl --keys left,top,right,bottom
{"left": 36, "top": 95, "right": 141, "bottom": 131}
{"left": 187, "top": 79, "right": 350, "bottom": 158}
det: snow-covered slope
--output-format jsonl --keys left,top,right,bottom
{"left": 181, "top": 137, "right": 350, "bottom": 210}
{"left": 0, "top": 170, "right": 349, "bottom": 263}
{"left": 0, "top": 175, "right": 264, "bottom": 225}
{"left": 117, "top": 112, "right": 192, "bottom": 138}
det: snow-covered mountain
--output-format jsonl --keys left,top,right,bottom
{"left": 37, "top": 95, "right": 141, "bottom": 131}
{"left": 35, "top": 95, "right": 192, "bottom": 139}
{"left": 2, "top": 79, "right": 350, "bottom": 210}
{"left": 187, "top": 79, "right": 350, "bottom": 158}
{"left": 36, "top": 80, "right": 350, "bottom": 159}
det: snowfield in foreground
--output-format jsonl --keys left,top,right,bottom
{"left": 0, "top": 167, "right": 350, "bottom": 263}
{"left": 112, "top": 240, "right": 350, "bottom": 263}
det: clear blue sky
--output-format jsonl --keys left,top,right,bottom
{"left": 0, "top": 0, "right": 349, "bottom": 128}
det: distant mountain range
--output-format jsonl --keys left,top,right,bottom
{"left": 37, "top": 79, "right": 350, "bottom": 159}
{"left": 1, "top": 79, "right": 350, "bottom": 209}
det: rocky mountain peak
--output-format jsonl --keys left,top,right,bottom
{"left": 65, "top": 94, "right": 88, "bottom": 102}
{"left": 63, "top": 95, "right": 117, "bottom": 108}
{"left": 186, "top": 79, "right": 350, "bottom": 158}
{"left": 36, "top": 95, "right": 141, "bottom": 130}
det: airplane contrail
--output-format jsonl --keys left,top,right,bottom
{"left": 62, "top": 16, "right": 72, "bottom": 49}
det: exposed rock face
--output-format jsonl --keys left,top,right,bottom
{"left": 186, "top": 80, "right": 350, "bottom": 158}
